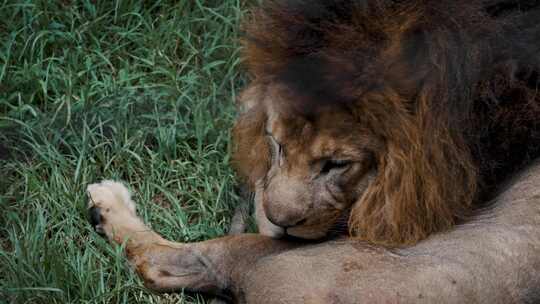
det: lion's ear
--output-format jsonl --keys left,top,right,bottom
{"left": 349, "top": 92, "right": 477, "bottom": 246}
{"left": 232, "top": 85, "right": 270, "bottom": 190}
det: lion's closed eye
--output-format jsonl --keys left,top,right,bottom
{"left": 319, "top": 159, "right": 352, "bottom": 175}
{"left": 265, "top": 133, "right": 284, "bottom": 166}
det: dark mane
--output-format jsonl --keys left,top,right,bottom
{"left": 239, "top": 0, "right": 540, "bottom": 244}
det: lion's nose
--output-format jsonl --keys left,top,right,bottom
{"left": 265, "top": 208, "right": 307, "bottom": 228}
{"left": 263, "top": 175, "right": 309, "bottom": 229}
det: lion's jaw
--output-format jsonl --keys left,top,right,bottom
{"left": 255, "top": 94, "right": 376, "bottom": 240}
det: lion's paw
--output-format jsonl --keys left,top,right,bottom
{"left": 87, "top": 180, "right": 137, "bottom": 236}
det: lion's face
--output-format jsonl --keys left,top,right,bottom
{"left": 262, "top": 112, "right": 376, "bottom": 239}
{"left": 235, "top": 84, "right": 377, "bottom": 239}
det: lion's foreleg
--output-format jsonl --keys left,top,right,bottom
{"left": 86, "top": 181, "right": 230, "bottom": 294}
{"left": 86, "top": 181, "right": 295, "bottom": 298}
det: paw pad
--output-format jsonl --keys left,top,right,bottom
{"left": 86, "top": 180, "right": 136, "bottom": 235}
{"left": 88, "top": 206, "right": 105, "bottom": 235}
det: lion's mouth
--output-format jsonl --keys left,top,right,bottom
{"left": 283, "top": 211, "right": 349, "bottom": 240}
{"left": 284, "top": 225, "right": 328, "bottom": 240}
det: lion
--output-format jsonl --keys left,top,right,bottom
{"left": 87, "top": 0, "right": 540, "bottom": 303}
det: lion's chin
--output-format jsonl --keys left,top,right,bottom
{"left": 285, "top": 226, "right": 328, "bottom": 240}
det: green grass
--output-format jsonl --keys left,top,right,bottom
{"left": 0, "top": 1, "right": 251, "bottom": 303}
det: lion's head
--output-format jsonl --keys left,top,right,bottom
{"left": 232, "top": 0, "right": 540, "bottom": 246}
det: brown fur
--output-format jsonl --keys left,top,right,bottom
{"left": 87, "top": 161, "right": 540, "bottom": 303}
{"left": 232, "top": 0, "right": 540, "bottom": 246}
